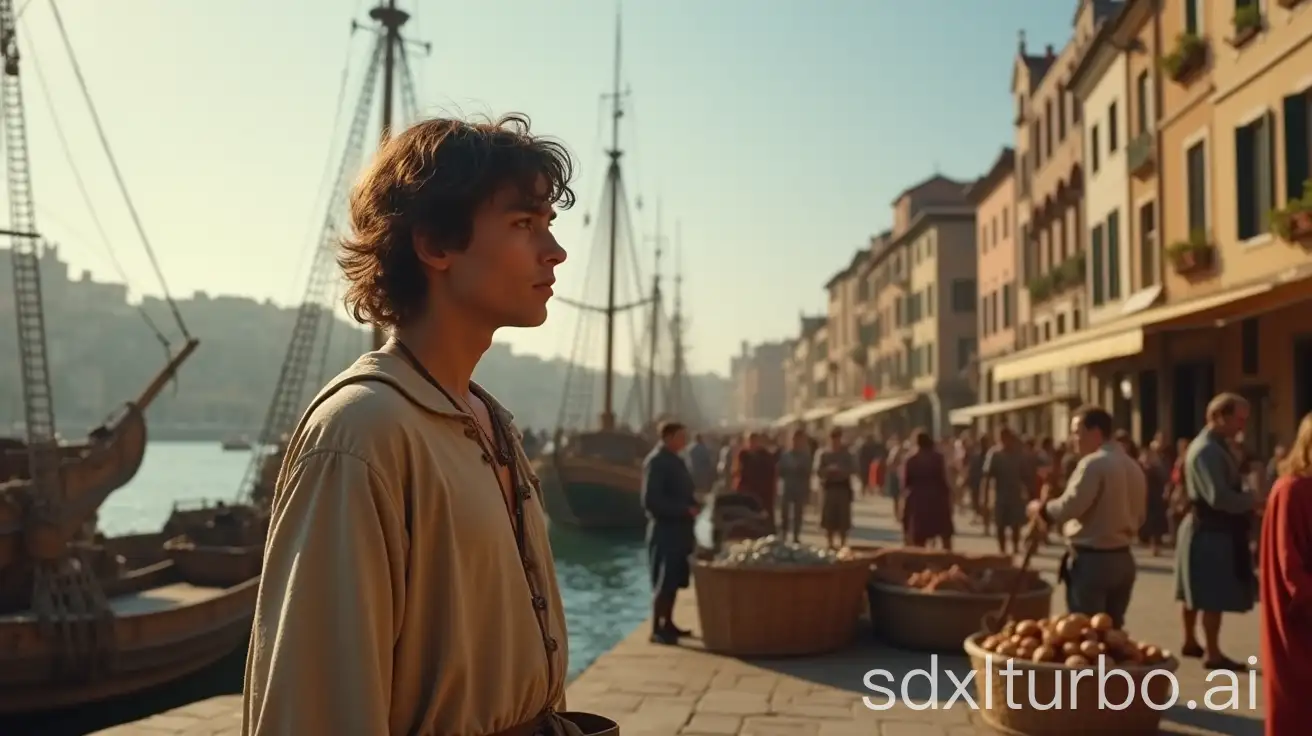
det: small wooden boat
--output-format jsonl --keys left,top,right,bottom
{"left": 220, "top": 435, "right": 252, "bottom": 451}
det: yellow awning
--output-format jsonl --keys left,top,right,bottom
{"left": 772, "top": 414, "right": 798, "bottom": 428}
{"left": 801, "top": 405, "right": 841, "bottom": 422}
{"left": 992, "top": 283, "right": 1271, "bottom": 382}
{"left": 948, "top": 393, "right": 1078, "bottom": 426}
{"left": 831, "top": 393, "right": 920, "bottom": 427}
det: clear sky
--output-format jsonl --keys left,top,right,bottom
{"left": 17, "top": 0, "right": 1074, "bottom": 377}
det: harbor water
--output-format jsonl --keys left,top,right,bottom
{"left": 6, "top": 441, "right": 651, "bottom": 734}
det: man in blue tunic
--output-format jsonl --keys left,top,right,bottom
{"left": 642, "top": 421, "right": 699, "bottom": 645}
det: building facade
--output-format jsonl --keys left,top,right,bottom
{"left": 831, "top": 176, "right": 979, "bottom": 436}
{"left": 988, "top": 0, "right": 1312, "bottom": 457}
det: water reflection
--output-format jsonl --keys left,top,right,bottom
{"left": 548, "top": 523, "right": 650, "bottom": 680}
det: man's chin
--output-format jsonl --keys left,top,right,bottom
{"left": 504, "top": 305, "right": 550, "bottom": 329}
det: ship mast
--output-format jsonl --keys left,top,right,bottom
{"left": 239, "top": 1, "right": 427, "bottom": 501}
{"left": 644, "top": 201, "right": 664, "bottom": 425}
{"left": 371, "top": 0, "right": 412, "bottom": 351}
{"left": 599, "top": 12, "right": 625, "bottom": 431}
{"left": 670, "top": 224, "right": 685, "bottom": 418}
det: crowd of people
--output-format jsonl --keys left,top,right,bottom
{"left": 648, "top": 394, "right": 1310, "bottom": 733}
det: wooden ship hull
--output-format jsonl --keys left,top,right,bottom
{"left": 0, "top": 549, "right": 258, "bottom": 713}
{"left": 534, "top": 453, "right": 645, "bottom": 530}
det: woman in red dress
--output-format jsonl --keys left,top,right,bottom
{"left": 900, "top": 429, "right": 954, "bottom": 549}
{"left": 1260, "top": 412, "right": 1312, "bottom": 736}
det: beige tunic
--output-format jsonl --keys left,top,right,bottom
{"left": 242, "top": 349, "right": 569, "bottom": 736}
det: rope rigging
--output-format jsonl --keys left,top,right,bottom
{"left": 23, "top": 27, "right": 172, "bottom": 349}
{"left": 47, "top": 0, "right": 190, "bottom": 342}
{"left": 236, "top": 36, "right": 386, "bottom": 502}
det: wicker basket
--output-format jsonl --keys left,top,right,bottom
{"left": 692, "top": 557, "right": 874, "bottom": 656}
{"left": 963, "top": 633, "right": 1179, "bottom": 735}
{"left": 867, "top": 578, "right": 1053, "bottom": 651}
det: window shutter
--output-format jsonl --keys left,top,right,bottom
{"left": 1284, "top": 93, "right": 1310, "bottom": 202}
{"left": 1236, "top": 125, "right": 1255, "bottom": 239}
{"left": 1262, "top": 111, "right": 1276, "bottom": 232}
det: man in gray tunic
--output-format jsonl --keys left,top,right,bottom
{"left": 1029, "top": 406, "right": 1146, "bottom": 629}
{"left": 777, "top": 429, "right": 812, "bottom": 542}
{"left": 1174, "top": 393, "right": 1255, "bottom": 671}
{"left": 813, "top": 428, "right": 858, "bottom": 549}
{"left": 983, "top": 427, "right": 1033, "bottom": 555}
{"left": 641, "top": 421, "right": 699, "bottom": 644}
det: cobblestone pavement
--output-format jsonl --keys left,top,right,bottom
{"left": 94, "top": 495, "right": 1264, "bottom": 735}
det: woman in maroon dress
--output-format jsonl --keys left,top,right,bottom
{"left": 1260, "top": 412, "right": 1312, "bottom": 736}
{"left": 900, "top": 429, "right": 954, "bottom": 549}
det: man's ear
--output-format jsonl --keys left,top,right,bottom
{"left": 412, "top": 225, "right": 452, "bottom": 272}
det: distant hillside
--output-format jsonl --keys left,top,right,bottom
{"left": 0, "top": 265, "right": 728, "bottom": 440}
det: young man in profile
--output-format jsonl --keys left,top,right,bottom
{"left": 242, "top": 115, "right": 587, "bottom": 736}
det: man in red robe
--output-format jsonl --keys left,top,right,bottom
{"left": 1259, "top": 417, "right": 1312, "bottom": 736}
{"left": 733, "top": 432, "right": 779, "bottom": 525}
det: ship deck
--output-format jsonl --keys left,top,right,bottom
{"left": 0, "top": 582, "right": 227, "bottom": 623}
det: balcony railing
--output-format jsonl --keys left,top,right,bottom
{"left": 1127, "top": 131, "right": 1154, "bottom": 178}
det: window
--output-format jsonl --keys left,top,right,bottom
{"left": 1032, "top": 121, "right": 1042, "bottom": 166}
{"left": 1282, "top": 89, "right": 1311, "bottom": 205}
{"left": 981, "top": 296, "right": 991, "bottom": 335}
{"left": 1002, "top": 283, "right": 1014, "bottom": 328}
{"left": 1136, "top": 71, "right": 1152, "bottom": 135}
{"left": 1003, "top": 208, "right": 1010, "bottom": 237}
{"left": 957, "top": 338, "right": 976, "bottom": 371}
{"left": 926, "top": 341, "right": 935, "bottom": 374}
{"left": 1108, "top": 101, "right": 1119, "bottom": 152}
{"left": 1235, "top": 113, "right": 1274, "bottom": 240}
{"left": 1046, "top": 99, "right": 1055, "bottom": 158}
{"left": 1058, "top": 89, "right": 1068, "bottom": 140}
{"left": 951, "top": 278, "right": 976, "bottom": 312}
{"left": 1091, "top": 223, "right": 1105, "bottom": 306}
{"left": 990, "top": 291, "right": 999, "bottom": 335}
{"left": 1185, "top": 0, "right": 1201, "bottom": 36}
{"left": 1056, "top": 313, "right": 1067, "bottom": 335}
{"left": 1186, "top": 140, "right": 1208, "bottom": 234}
{"left": 1107, "top": 209, "right": 1121, "bottom": 300}
{"left": 1139, "top": 201, "right": 1158, "bottom": 288}
{"left": 1090, "top": 125, "right": 1101, "bottom": 173}
{"left": 992, "top": 217, "right": 998, "bottom": 247}
{"left": 926, "top": 283, "right": 935, "bottom": 317}
{"left": 1021, "top": 223, "right": 1032, "bottom": 279}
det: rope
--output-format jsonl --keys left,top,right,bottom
{"left": 49, "top": 0, "right": 190, "bottom": 340}
{"left": 24, "top": 29, "right": 171, "bottom": 350}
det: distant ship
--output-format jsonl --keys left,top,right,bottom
{"left": 220, "top": 435, "right": 252, "bottom": 451}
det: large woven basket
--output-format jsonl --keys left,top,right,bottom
{"left": 692, "top": 557, "right": 873, "bottom": 656}
{"left": 963, "top": 633, "right": 1179, "bottom": 735}
{"left": 868, "top": 578, "right": 1053, "bottom": 652}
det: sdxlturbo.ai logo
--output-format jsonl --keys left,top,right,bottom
{"left": 862, "top": 655, "right": 1259, "bottom": 711}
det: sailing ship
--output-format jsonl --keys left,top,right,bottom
{"left": 0, "top": 0, "right": 423, "bottom": 712}
{"left": 0, "top": 0, "right": 256, "bottom": 711}
{"left": 534, "top": 17, "right": 700, "bottom": 531}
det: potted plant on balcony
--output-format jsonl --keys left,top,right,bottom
{"left": 1229, "top": 2, "right": 1261, "bottom": 47}
{"left": 1027, "top": 272, "right": 1054, "bottom": 303}
{"left": 1270, "top": 179, "right": 1312, "bottom": 246}
{"left": 1165, "top": 230, "right": 1216, "bottom": 275}
{"left": 1160, "top": 33, "right": 1207, "bottom": 82}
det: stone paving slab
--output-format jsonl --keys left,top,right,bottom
{"left": 93, "top": 496, "right": 1264, "bottom": 735}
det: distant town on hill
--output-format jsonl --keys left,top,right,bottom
{"left": 0, "top": 244, "right": 730, "bottom": 441}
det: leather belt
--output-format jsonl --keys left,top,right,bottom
{"left": 486, "top": 714, "right": 547, "bottom": 736}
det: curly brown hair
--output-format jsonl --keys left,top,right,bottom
{"left": 338, "top": 113, "right": 576, "bottom": 327}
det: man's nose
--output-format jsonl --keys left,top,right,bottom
{"left": 542, "top": 233, "right": 567, "bottom": 265}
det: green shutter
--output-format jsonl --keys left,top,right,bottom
{"left": 1236, "top": 124, "right": 1255, "bottom": 239}
{"left": 1092, "top": 227, "right": 1104, "bottom": 306}
{"left": 1107, "top": 211, "right": 1121, "bottom": 300}
{"left": 1284, "top": 93, "right": 1310, "bottom": 203}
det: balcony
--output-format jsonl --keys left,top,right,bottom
{"left": 1127, "top": 131, "right": 1154, "bottom": 178}
{"left": 1027, "top": 252, "right": 1087, "bottom": 305}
